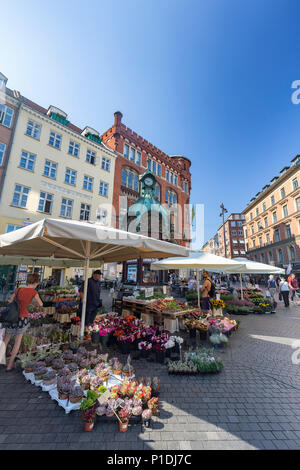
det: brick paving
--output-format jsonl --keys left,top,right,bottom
{"left": 1, "top": 299, "right": 300, "bottom": 450}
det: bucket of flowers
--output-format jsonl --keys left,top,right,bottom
{"left": 98, "top": 325, "right": 113, "bottom": 348}
{"left": 185, "top": 320, "right": 198, "bottom": 338}
{"left": 117, "top": 333, "right": 136, "bottom": 354}
{"left": 141, "top": 409, "right": 152, "bottom": 428}
{"left": 88, "top": 323, "right": 100, "bottom": 345}
{"left": 210, "top": 299, "right": 226, "bottom": 317}
{"left": 138, "top": 341, "right": 152, "bottom": 359}
{"left": 151, "top": 336, "right": 168, "bottom": 363}
{"left": 151, "top": 377, "right": 160, "bottom": 397}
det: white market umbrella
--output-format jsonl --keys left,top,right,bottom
{"left": 219, "top": 257, "right": 285, "bottom": 299}
{"left": 151, "top": 251, "right": 246, "bottom": 307}
{"left": 0, "top": 218, "right": 188, "bottom": 337}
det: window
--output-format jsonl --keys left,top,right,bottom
{"left": 240, "top": 250, "right": 246, "bottom": 255}
{"left": 38, "top": 192, "right": 53, "bottom": 214}
{"left": 0, "top": 142, "right": 6, "bottom": 166}
{"left": 170, "top": 173, "right": 173, "bottom": 184}
{"left": 253, "top": 239, "right": 256, "bottom": 248}
{"left": 251, "top": 225, "right": 254, "bottom": 235}
{"left": 157, "top": 164, "right": 161, "bottom": 176}
{"left": 269, "top": 251, "right": 273, "bottom": 261}
{"left": 264, "top": 217, "right": 268, "bottom": 228}
{"left": 232, "top": 239, "right": 238, "bottom": 244}
{"left": 250, "top": 213, "right": 253, "bottom": 221}
{"left": 154, "top": 183, "right": 160, "bottom": 201}
{"left": 262, "top": 202, "right": 267, "bottom": 212}
{"left": 147, "top": 158, "right": 151, "bottom": 170}
{"left": 65, "top": 168, "right": 77, "bottom": 186}
{"left": 280, "top": 187, "right": 285, "bottom": 199}
{"left": 96, "top": 208, "right": 107, "bottom": 225}
{"left": 282, "top": 205, "right": 289, "bottom": 218}
{"left": 101, "top": 157, "right": 110, "bottom": 171}
{"left": 0, "top": 104, "right": 14, "bottom": 127}
{"left": 278, "top": 249, "right": 283, "bottom": 263}
{"left": 19, "top": 151, "right": 35, "bottom": 171}
{"left": 48, "top": 131, "right": 62, "bottom": 149}
{"left": 231, "top": 230, "right": 237, "bottom": 235}
{"left": 80, "top": 203, "right": 90, "bottom": 221}
{"left": 256, "top": 208, "right": 259, "bottom": 217}
{"left": 166, "top": 170, "right": 169, "bottom": 181}
{"left": 99, "top": 181, "right": 108, "bottom": 197}
{"left": 293, "top": 178, "right": 299, "bottom": 190}
{"left": 266, "top": 233, "right": 270, "bottom": 244}
{"left": 240, "top": 238, "right": 245, "bottom": 244}
{"left": 12, "top": 184, "right": 29, "bottom": 208}
{"left": 60, "top": 198, "right": 73, "bottom": 218}
{"left": 174, "top": 175, "right": 178, "bottom": 186}
{"left": 261, "top": 253, "right": 265, "bottom": 263}
{"left": 286, "top": 225, "right": 292, "bottom": 238}
{"left": 238, "top": 230, "right": 243, "bottom": 236}
{"left": 233, "top": 250, "right": 239, "bottom": 255}
{"left": 184, "top": 182, "right": 188, "bottom": 193}
{"left": 68, "top": 141, "right": 80, "bottom": 157}
{"left": 259, "top": 237, "right": 263, "bottom": 247}
{"left": 130, "top": 148, "right": 135, "bottom": 162}
{"left": 121, "top": 167, "right": 139, "bottom": 192}
{"left": 272, "top": 211, "right": 277, "bottom": 223}
{"left": 43, "top": 160, "right": 57, "bottom": 179}
{"left": 237, "top": 221, "right": 243, "bottom": 227}
{"left": 136, "top": 151, "right": 141, "bottom": 166}
{"left": 86, "top": 149, "right": 96, "bottom": 165}
{"left": 121, "top": 169, "right": 127, "bottom": 186}
{"left": 270, "top": 195, "right": 275, "bottom": 205}
{"left": 134, "top": 175, "right": 139, "bottom": 192}
{"left": 289, "top": 246, "right": 296, "bottom": 262}
{"left": 231, "top": 221, "right": 236, "bottom": 227}
{"left": 26, "top": 119, "right": 41, "bottom": 139}
{"left": 274, "top": 229, "right": 280, "bottom": 242}
{"left": 296, "top": 197, "right": 300, "bottom": 212}
{"left": 152, "top": 161, "right": 156, "bottom": 174}
{"left": 124, "top": 144, "right": 129, "bottom": 159}
{"left": 165, "top": 189, "right": 177, "bottom": 206}
{"left": 83, "top": 175, "right": 93, "bottom": 191}
{"left": 6, "top": 224, "right": 22, "bottom": 233}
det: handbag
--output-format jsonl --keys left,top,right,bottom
{"left": 0, "top": 288, "right": 21, "bottom": 324}
{"left": 279, "top": 292, "right": 282, "bottom": 301}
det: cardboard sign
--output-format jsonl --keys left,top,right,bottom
{"left": 97, "top": 390, "right": 110, "bottom": 404}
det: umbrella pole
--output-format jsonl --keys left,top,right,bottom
{"left": 80, "top": 256, "right": 90, "bottom": 339}
{"left": 197, "top": 269, "right": 200, "bottom": 309}
{"left": 240, "top": 273, "right": 243, "bottom": 300}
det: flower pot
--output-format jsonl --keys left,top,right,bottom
{"left": 189, "top": 329, "right": 196, "bottom": 339}
{"left": 155, "top": 351, "right": 165, "bottom": 364}
{"left": 24, "top": 368, "right": 34, "bottom": 373}
{"left": 101, "top": 375, "right": 109, "bottom": 382}
{"left": 119, "top": 421, "right": 128, "bottom": 432}
{"left": 84, "top": 422, "right": 94, "bottom": 432}
{"left": 199, "top": 329, "right": 207, "bottom": 341}
{"left": 91, "top": 332, "right": 100, "bottom": 344}
{"left": 141, "top": 349, "right": 150, "bottom": 359}
{"left": 174, "top": 343, "right": 180, "bottom": 354}
{"left": 119, "top": 342, "right": 131, "bottom": 354}
{"left": 43, "top": 378, "right": 56, "bottom": 386}
{"left": 106, "top": 413, "right": 114, "bottom": 418}
{"left": 113, "top": 369, "right": 122, "bottom": 375}
{"left": 69, "top": 395, "right": 83, "bottom": 403}
{"left": 99, "top": 335, "right": 109, "bottom": 347}
{"left": 58, "top": 392, "right": 69, "bottom": 400}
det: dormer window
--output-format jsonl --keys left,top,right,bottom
{"left": 0, "top": 72, "right": 8, "bottom": 90}
{"left": 81, "top": 126, "right": 102, "bottom": 144}
{"left": 47, "top": 106, "right": 69, "bottom": 126}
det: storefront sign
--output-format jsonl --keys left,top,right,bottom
{"left": 18, "top": 265, "right": 28, "bottom": 272}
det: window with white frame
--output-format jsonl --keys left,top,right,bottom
{"left": 19, "top": 151, "right": 36, "bottom": 171}
{"left": 83, "top": 175, "right": 93, "bottom": 191}
{"left": 38, "top": 191, "right": 53, "bottom": 214}
{"left": 274, "top": 229, "right": 280, "bottom": 242}
{"left": 280, "top": 187, "right": 285, "bottom": 198}
{"left": 60, "top": 198, "right": 73, "bottom": 218}
{"left": 253, "top": 239, "right": 256, "bottom": 248}
{"left": 262, "top": 202, "right": 267, "bottom": 212}
{"left": 259, "top": 237, "right": 262, "bottom": 247}
{"left": 80, "top": 203, "right": 91, "bottom": 221}
{"left": 130, "top": 147, "right": 135, "bottom": 162}
{"left": 147, "top": 158, "right": 151, "bottom": 170}
{"left": 124, "top": 144, "right": 129, "bottom": 159}
{"left": 174, "top": 175, "right": 177, "bottom": 186}
{"left": 68, "top": 140, "right": 80, "bottom": 157}
{"left": 0, "top": 104, "right": 14, "bottom": 128}
{"left": 266, "top": 233, "right": 270, "bottom": 244}
{"left": 184, "top": 181, "right": 188, "bottom": 193}
{"left": 157, "top": 164, "right": 161, "bottom": 176}
{"left": 270, "top": 195, "right": 275, "bottom": 205}
{"left": 231, "top": 221, "right": 236, "bottom": 227}
{"left": 136, "top": 151, "right": 141, "bottom": 166}
{"left": 240, "top": 249, "right": 246, "bottom": 255}
{"left": 48, "top": 131, "right": 62, "bottom": 149}
{"left": 170, "top": 173, "right": 173, "bottom": 184}
{"left": 238, "top": 230, "right": 243, "bottom": 236}
{"left": 282, "top": 204, "right": 289, "bottom": 218}
{"left": 272, "top": 211, "right": 277, "bottom": 223}
{"left": 64, "top": 168, "right": 77, "bottom": 186}
{"left": 152, "top": 161, "right": 156, "bottom": 174}
{"left": 251, "top": 225, "right": 254, "bottom": 235}
{"left": 293, "top": 178, "right": 298, "bottom": 190}
{"left": 166, "top": 170, "right": 169, "bottom": 181}
{"left": 101, "top": 157, "right": 110, "bottom": 171}
{"left": 237, "top": 221, "right": 243, "bottom": 227}
{"left": 232, "top": 239, "right": 238, "bottom": 244}
{"left": 264, "top": 217, "right": 268, "bottom": 228}
{"left": 296, "top": 197, "right": 300, "bottom": 212}
{"left": 96, "top": 207, "right": 107, "bottom": 225}
{"left": 43, "top": 160, "right": 57, "bottom": 179}
{"left": 278, "top": 248, "right": 283, "bottom": 263}
{"left": 26, "top": 119, "right": 41, "bottom": 139}
{"left": 240, "top": 238, "right": 245, "bottom": 244}
{"left": 6, "top": 224, "right": 22, "bottom": 233}
{"left": 250, "top": 212, "right": 253, "bottom": 220}
{"left": 86, "top": 149, "right": 96, "bottom": 165}
{"left": 231, "top": 230, "right": 237, "bottom": 235}
{"left": 0, "top": 142, "right": 6, "bottom": 165}
{"left": 233, "top": 250, "right": 239, "bottom": 255}
{"left": 99, "top": 181, "right": 109, "bottom": 197}
{"left": 155, "top": 183, "right": 161, "bottom": 201}
{"left": 12, "top": 184, "right": 30, "bottom": 208}
{"left": 289, "top": 245, "right": 296, "bottom": 261}
{"left": 286, "top": 224, "right": 292, "bottom": 238}
{"left": 269, "top": 251, "right": 273, "bottom": 261}
{"left": 121, "top": 167, "right": 139, "bottom": 192}
{"left": 165, "top": 188, "right": 177, "bottom": 206}
{"left": 256, "top": 208, "right": 259, "bottom": 216}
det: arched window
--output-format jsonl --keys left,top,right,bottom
{"left": 121, "top": 167, "right": 139, "bottom": 192}
{"left": 165, "top": 188, "right": 177, "bottom": 206}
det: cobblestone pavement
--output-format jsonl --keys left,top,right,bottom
{"left": 1, "top": 299, "right": 300, "bottom": 450}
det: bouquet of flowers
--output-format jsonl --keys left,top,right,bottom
{"left": 138, "top": 341, "right": 152, "bottom": 351}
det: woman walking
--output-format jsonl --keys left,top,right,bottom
{"left": 3, "top": 273, "right": 43, "bottom": 371}
{"left": 279, "top": 275, "right": 290, "bottom": 308}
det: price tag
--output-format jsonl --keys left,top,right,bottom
{"left": 145, "top": 287, "right": 154, "bottom": 298}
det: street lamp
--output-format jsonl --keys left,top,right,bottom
{"left": 219, "top": 203, "right": 228, "bottom": 258}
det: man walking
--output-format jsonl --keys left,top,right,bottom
{"left": 288, "top": 273, "right": 298, "bottom": 302}
{"left": 79, "top": 270, "right": 102, "bottom": 330}
{"left": 201, "top": 270, "right": 213, "bottom": 314}
{"left": 267, "top": 274, "right": 277, "bottom": 302}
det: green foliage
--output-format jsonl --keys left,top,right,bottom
{"left": 220, "top": 294, "right": 234, "bottom": 301}
{"left": 87, "top": 389, "right": 98, "bottom": 403}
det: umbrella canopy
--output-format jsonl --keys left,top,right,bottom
{"left": 219, "top": 257, "right": 285, "bottom": 274}
{"left": 150, "top": 251, "right": 246, "bottom": 271}
{"left": 0, "top": 218, "right": 188, "bottom": 336}
{"left": 0, "top": 256, "right": 101, "bottom": 267}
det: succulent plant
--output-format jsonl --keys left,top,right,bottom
{"left": 62, "top": 350, "right": 74, "bottom": 361}
{"left": 66, "top": 362, "right": 78, "bottom": 373}
{"left": 79, "top": 358, "right": 90, "bottom": 369}
{"left": 24, "top": 360, "right": 36, "bottom": 370}
{"left": 69, "top": 385, "right": 84, "bottom": 399}
{"left": 118, "top": 408, "right": 132, "bottom": 423}
{"left": 132, "top": 405, "right": 143, "bottom": 416}
{"left": 94, "top": 363, "right": 105, "bottom": 376}
{"left": 33, "top": 361, "right": 46, "bottom": 371}
{"left": 81, "top": 373, "right": 93, "bottom": 385}
{"left": 96, "top": 405, "right": 107, "bottom": 416}
{"left": 90, "top": 376, "right": 104, "bottom": 390}
{"left": 97, "top": 353, "right": 108, "bottom": 363}
{"left": 57, "top": 376, "right": 74, "bottom": 394}
{"left": 34, "top": 366, "right": 48, "bottom": 379}
{"left": 57, "top": 367, "right": 72, "bottom": 378}
{"left": 43, "top": 370, "right": 56, "bottom": 382}
{"left": 77, "top": 346, "right": 88, "bottom": 356}
{"left": 52, "top": 358, "right": 65, "bottom": 370}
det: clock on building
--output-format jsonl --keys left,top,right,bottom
{"left": 144, "top": 176, "right": 154, "bottom": 186}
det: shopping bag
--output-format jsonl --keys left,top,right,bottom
{"left": 265, "top": 290, "right": 271, "bottom": 298}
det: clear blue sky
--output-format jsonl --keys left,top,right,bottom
{"left": 1, "top": 0, "right": 300, "bottom": 243}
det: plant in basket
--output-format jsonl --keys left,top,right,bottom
{"left": 43, "top": 370, "right": 57, "bottom": 386}
{"left": 148, "top": 397, "right": 159, "bottom": 416}
{"left": 69, "top": 385, "right": 84, "bottom": 403}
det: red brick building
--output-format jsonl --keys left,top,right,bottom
{"left": 101, "top": 111, "right": 192, "bottom": 285}
{"left": 216, "top": 213, "right": 246, "bottom": 258}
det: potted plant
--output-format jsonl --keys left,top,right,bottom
{"left": 62, "top": 349, "right": 74, "bottom": 363}
{"left": 81, "top": 373, "right": 93, "bottom": 390}
{"left": 148, "top": 397, "right": 159, "bottom": 416}
{"left": 34, "top": 366, "right": 48, "bottom": 381}
{"left": 69, "top": 385, "right": 84, "bottom": 403}
{"left": 57, "top": 367, "right": 72, "bottom": 378}
{"left": 90, "top": 376, "right": 104, "bottom": 391}
{"left": 118, "top": 408, "right": 132, "bottom": 432}
{"left": 57, "top": 376, "right": 73, "bottom": 400}
{"left": 89, "top": 323, "right": 100, "bottom": 345}
{"left": 122, "top": 362, "right": 134, "bottom": 378}
{"left": 24, "top": 360, "right": 36, "bottom": 373}
{"left": 52, "top": 358, "right": 65, "bottom": 372}
{"left": 138, "top": 341, "right": 152, "bottom": 359}
{"left": 142, "top": 409, "right": 152, "bottom": 427}
{"left": 99, "top": 367, "right": 111, "bottom": 382}
{"left": 112, "top": 359, "right": 123, "bottom": 375}
{"left": 80, "top": 398, "right": 97, "bottom": 431}
{"left": 43, "top": 370, "right": 57, "bottom": 386}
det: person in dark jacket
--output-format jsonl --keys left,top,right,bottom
{"left": 79, "top": 270, "right": 102, "bottom": 329}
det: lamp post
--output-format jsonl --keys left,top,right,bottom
{"left": 219, "top": 203, "right": 228, "bottom": 258}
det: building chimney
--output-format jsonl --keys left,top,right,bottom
{"left": 114, "top": 111, "right": 123, "bottom": 128}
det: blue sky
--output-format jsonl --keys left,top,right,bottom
{"left": 1, "top": 0, "right": 300, "bottom": 244}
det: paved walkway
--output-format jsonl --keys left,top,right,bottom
{"left": 1, "top": 299, "right": 300, "bottom": 450}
